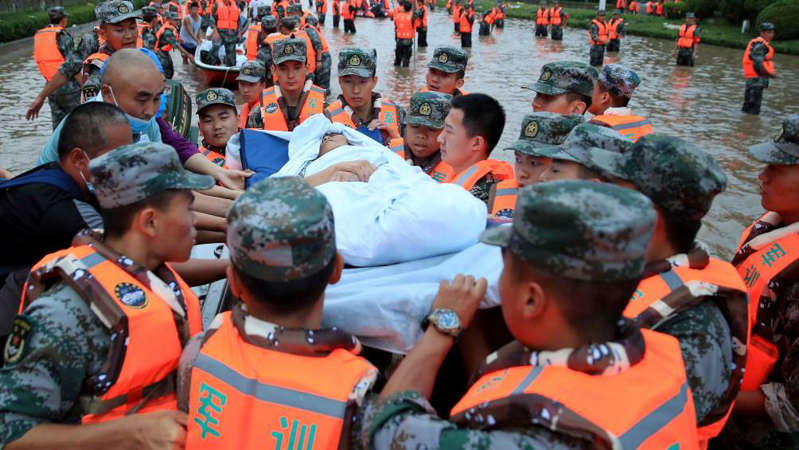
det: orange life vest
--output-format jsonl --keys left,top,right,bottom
{"left": 734, "top": 217, "right": 797, "bottom": 391}
{"left": 341, "top": 0, "right": 355, "bottom": 19}
{"left": 215, "top": 0, "right": 241, "bottom": 30}
{"left": 333, "top": 0, "right": 340, "bottom": 15}
{"left": 536, "top": 8, "right": 549, "bottom": 25}
{"left": 677, "top": 24, "right": 699, "bottom": 49}
{"left": 495, "top": 5, "right": 504, "bottom": 19}
{"left": 452, "top": 4, "right": 461, "bottom": 23}
{"left": 608, "top": 17, "right": 623, "bottom": 39}
{"left": 459, "top": 9, "right": 474, "bottom": 32}
{"left": 448, "top": 159, "right": 515, "bottom": 190}
{"left": 549, "top": 6, "right": 563, "bottom": 25}
{"left": 488, "top": 178, "right": 518, "bottom": 217}
{"left": 325, "top": 98, "right": 402, "bottom": 145}
{"left": 451, "top": 330, "right": 699, "bottom": 449}
{"left": 240, "top": 101, "right": 257, "bottom": 129}
{"left": 200, "top": 145, "right": 226, "bottom": 166}
{"left": 33, "top": 25, "right": 65, "bottom": 82}
{"left": 316, "top": 0, "right": 328, "bottom": 13}
{"left": 82, "top": 52, "right": 111, "bottom": 85}
{"left": 590, "top": 114, "right": 653, "bottom": 142}
{"left": 414, "top": 5, "right": 428, "bottom": 28}
{"left": 21, "top": 244, "right": 202, "bottom": 423}
{"left": 616, "top": 0, "right": 626, "bottom": 9}
{"left": 155, "top": 22, "right": 178, "bottom": 51}
{"left": 742, "top": 37, "right": 775, "bottom": 79}
{"left": 589, "top": 18, "right": 609, "bottom": 45}
{"left": 184, "top": 310, "right": 376, "bottom": 449}
{"left": 245, "top": 23, "right": 262, "bottom": 60}
{"left": 656, "top": 2, "right": 663, "bottom": 15}
{"left": 624, "top": 258, "right": 749, "bottom": 443}
{"left": 259, "top": 84, "right": 325, "bottom": 131}
{"left": 395, "top": 10, "right": 415, "bottom": 39}
{"left": 167, "top": 0, "right": 183, "bottom": 19}
{"left": 629, "top": 1, "right": 640, "bottom": 12}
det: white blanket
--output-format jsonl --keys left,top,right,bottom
{"left": 275, "top": 115, "right": 488, "bottom": 267}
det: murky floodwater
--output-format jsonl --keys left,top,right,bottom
{"left": 2, "top": 10, "right": 799, "bottom": 257}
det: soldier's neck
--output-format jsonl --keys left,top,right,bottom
{"left": 243, "top": 295, "right": 324, "bottom": 329}
{"left": 104, "top": 234, "right": 162, "bottom": 271}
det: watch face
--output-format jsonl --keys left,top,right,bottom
{"left": 436, "top": 310, "right": 460, "bottom": 330}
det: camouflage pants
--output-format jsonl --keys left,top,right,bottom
{"left": 589, "top": 44, "right": 605, "bottom": 67}
{"left": 157, "top": 50, "right": 175, "bottom": 79}
{"left": 676, "top": 48, "right": 694, "bottom": 66}
{"left": 550, "top": 25, "right": 563, "bottom": 40}
{"left": 218, "top": 29, "right": 239, "bottom": 67}
{"left": 535, "top": 24, "right": 547, "bottom": 37}
{"left": 607, "top": 38, "right": 620, "bottom": 52}
{"left": 742, "top": 77, "right": 769, "bottom": 115}
{"left": 47, "top": 80, "right": 81, "bottom": 129}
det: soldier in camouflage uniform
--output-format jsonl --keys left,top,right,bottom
{"left": 211, "top": 0, "right": 243, "bottom": 67}
{"left": 0, "top": 142, "right": 213, "bottom": 447}
{"left": 304, "top": 14, "right": 332, "bottom": 90}
{"left": 33, "top": 7, "right": 82, "bottom": 129}
{"left": 588, "top": 9, "right": 609, "bottom": 67}
{"left": 257, "top": 14, "right": 279, "bottom": 81}
{"left": 534, "top": 122, "right": 631, "bottom": 182}
{"left": 178, "top": 177, "right": 377, "bottom": 447}
{"left": 742, "top": 22, "right": 777, "bottom": 115}
{"left": 524, "top": 61, "right": 598, "bottom": 115}
{"left": 362, "top": 180, "right": 700, "bottom": 448}
{"left": 153, "top": 10, "right": 182, "bottom": 79}
{"left": 400, "top": 91, "right": 452, "bottom": 179}
{"left": 425, "top": 46, "right": 468, "bottom": 97}
{"left": 139, "top": 6, "right": 161, "bottom": 51}
{"left": 195, "top": 87, "right": 239, "bottom": 163}
{"left": 716, "top": 116, "right": 799, "bottom": 449}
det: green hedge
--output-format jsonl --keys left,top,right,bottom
{"left": 0, "top": 0, "right": 148, "bottom": 43}
{"left": 757, "top": 0, "right": 799, "bottom": 39}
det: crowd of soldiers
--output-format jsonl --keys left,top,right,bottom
{"left": 0, "top": 0, "right": 796, "bottom": 448}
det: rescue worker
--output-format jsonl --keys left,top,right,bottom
{"left": 459, "top": 4, "right": 475, "bottom": 48}
{"left": 32, "top": 6, "right": 81, "bottom": 129}
{"left": 423, "top": 47, "right": 469, "bottom": 97}
{"left": 0, "top": 141, "right": 212, "bottom": 448}
{"left": 267, "top": 16, "right": 318, "bottom": 83}
{"left": 629, "top": 0, "right": 640, "bottom": 14}
{"left": 478, "top": 9, "right": 494, "bottom": 36}
{"left": 316, "top": 0, "right": 327, "bottom": 24}
{"left": 488, "top": 112, "right": 583, "bottom": 217}
{"left": 452, "top": 0, "right": 462, "bottom": 33}
{"left": 257, "top": 14, "right": 279, "bottom": 81}
{"left": 676, "top": 12, "right": 700, "bottom": 66}
{"left": 325, "top": 48, "right": 405, "bottom": 150}
{"left": 742, "top": 22, "right": 776, "bottom": 115}
{"left": 589, "top": 9, "right": 609, "bottom": 67}
{"left": 548, "top": 0, "right": 567, "bottom": 40}
{"left": 332, "top": 0, "right": 341, "bottom": 28}
{"left": 364, "top": 180, "right": 700, "bottom": 449}
{"left": 342, "top": 0, "right": 357, "bottom": 33}
{"left": 247, "top": 39, "right": 326, "bottom": 131}
{"left": 535, "top": 123, "right": 630, "bottom": 184}
{"left": 439, "top": 94, "right": 514, "bottom": 204}
{"left": 717, "top": 116, "right": 799, "bottom": 448}
{"left": 196, "top": 88, "right": 239, "bottom": 167}
{"left": 589, "top": 64, "right": 653, "bottom": 142}
{"left": 525, "top": 61, "right": 598, "bottom": 115}
{"left": 616, "top": 0, "right": 626, "bottom": 10}
{"left": 78, "top": 25, "right": 105, "bottom": 61}
{"left": 138, "top": 5, "right": 160, "bottom": 51}
{"left": 494, "top": 0, "right": 505, "bottom": 28}
{"left": 237, "top": 61, "right": 266, "bottom": 129}
{"left": 179, "top": 177, "right": 378, "bottom": 449}
{"left": 414, "top": 0, "right": 428, "bottom": 47}
{"left": 212, "top": 0, "right": 242, "bottom": 67}
{"left": 154, "top": 10, "right": 187, "bottom": 79}
{"left": 396, "top": 92, "right": 454, "bottom": 182}
{"left": 607, "top": 9, "right": 624, "bottom": 52}
{"left": 394, "top": 1, "right": 415, "bottom": 66}
{"left": 244, "top": 12, "right": 263, "bottom": 61}
{"left": 303, "top": 15, "right": 332, "bottom": 91}
{"left": 534, "top": 0, "right": 549, "bottom": 38}
{"left": 27, "top": 0, "right": 140, "bottom": 120}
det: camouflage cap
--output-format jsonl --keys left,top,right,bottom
{"left": 749, "top": 115, "right": 799, "bottom": 165}
{"left": 237, "top": 60, "right": 266, "bottom": 83}
{"left": 614, "top": 134, "right": 727, "bottom": 222}
{"left": 480, "top": 180, "right": 655, "bottom": 282}
{"left": 273, "top": 38, "right": 307, "bottom": 65}
{"left": 89, "top": 142, "right": 215, "bottom": 209}
{"left": 227, "top": 177, "right": 337, "bottom": 282}
{"left": 338, "top": 48, "right": 377, "bottom": 78}
{"left": 164, "top": 10, "right": 180, "bottom": 20}
{"left": 48, "top": 6, "right": 67, "bottom": 20}
{"left": 196, "top": 88, "right": 237, "bottom": 114}
{"left": 598, "top": 64, "right": 640, "bottom": 99}
{"left": 288, "top": 3, "right": 302, "bottom": 12}
{"left": 428, "top": 46, "right": 468, "bottom": 73}
{"left": 407, "top": 91, "right": 452, "bottom": 129}
{"left": 305, "top": 13, "right": 319, "bottom": 25}
{"left": 141, "top": 5, "right": 159, "bottom": 18}
{"left": 262, "top": 14, "right": 279, "bottom": 29}
{"left": 95, "top": 0, "right": 141, "bottom": 24}
{"left": 524, "top": 61, "right": 598, "bottom": 98}
{"left": 760, "top": 22, "right": 775, "bottom": 31}
{"left": 506, "top": 112, "right": 584, "bottom": 156}
{"left": 537, "top": 123, "right": 632, "bottom": 178}
{"left": 280, "top": 15, "right": 299, "bottom": 28}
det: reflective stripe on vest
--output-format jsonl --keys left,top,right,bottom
{"left": 33, "top": 25, "right": 65, "bottom": 81}
{"left": 155, "top": 22, "right": 178, "bottom": 52}
{"left": 742, "top": 37, "right": 775, "bottom": 79}
{"left": 185, "top": 311, "right": 375, "bottom": 448}
{"left": 200, "top": 146, "right": 226, "bottom": 167}
{"left": 430, "top": 161, "right": 456, "bottom": 182}
{"left": 536, "top": 8, "right": 549, "bottom": 25}
{"left": 260, "top": 85, "right": 325, "bottom": 131}
{"left": 245, "top": 24, "right": 261, "bottom": 60}
{"left": 22, "top": 245, "right": 202, "bottom": 423}
{"left": 395, "top": 10, "right": 415, "bottom": 39}
{"left": 216, "top": 0, "right": 240, "bottom": 30}
{"left": 450, "top": 160, "right": 515, "bottom": 191}
{"left": 678, "top": 24, "right": 698, "bottom": 48}
{"left": 590, "top": 115, "right": 653, "bottom": 143}
{"left": 489, "top": 178, "right": 518, "bottom": 216}
{"left": 549, "top": 7, "right": 562, "bottom": 25}
{"left": 625, "top": 259, "right": 749, "bottom": 441}
{"left": 590, "top": 19, "right": 609, "bottom": 45}
{"left": 734, "top": 221, "right": 799, "bottom": 391}
{"left": 451, "top": 330, "right": 699, "bottom": 449}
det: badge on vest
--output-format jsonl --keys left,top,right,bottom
{"left": 4, "top": 316, "right": 32, "bottom": 364}
{"left": 265, "top": 102, "right": 278, "bottom": 114}
{"left": 115, "top": 282, "right": 148, "bottom": 308}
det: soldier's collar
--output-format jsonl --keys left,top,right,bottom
{"left": 641, "top": 244, "right": 709, "bottom": 278}
{"left": 472, "top": 318, "right": 645, "bottom": 382}
{"left": 201, "top": 140, "right": 226, "bottom": 152}
{"left": 230, "top": 303, "right": 362, "bottom": 356}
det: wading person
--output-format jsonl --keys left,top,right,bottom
{"left": 534, "top": 1, "right": 549, "bottom": 38}
{"left": 548, "top": 0, "right": 567, "bottom": 40}
{"left": 393, "top": 1, "right": 415, "bottom": 67}
{"left": 742, "top": 22, "right": 776, "bottom": 115}
{"left": 588, "top": 9, "right": 609, "bottom": 67}
{"left": 676, "top": 12, "right": 700, "bottom": 66}
{"left": 607, "top": 9, "right": 624, "bottom": 52}
{"left": 212, "top": 0, "right": 241, "bottom": 67}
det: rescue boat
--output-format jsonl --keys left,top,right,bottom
{"left": 193, "top": 42, "right": 247, "bottom": 88}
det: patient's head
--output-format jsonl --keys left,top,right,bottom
{"left": 319, "top": 132, "right": 349, "bottom": 156}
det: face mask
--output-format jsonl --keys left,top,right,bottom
{"left": 78, "top": 150, "right": 96, "bottom": 195}
{"left": 105, "top": 84, "right": 156, "bottom": 134}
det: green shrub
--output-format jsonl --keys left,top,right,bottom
{"left": 720, "top": 0, "right": 746, "bottom": 20}
{"left": 683, "top": 0, "right": 716, "bottom": 18}
{"left": 664, "top": 1, "right": 686, "bottom": 18}
{"left": 757, "top": 0, "right": 799, "bottom": 39}
{"left": 744, "top": 0, "right": 777, "bottom": 18}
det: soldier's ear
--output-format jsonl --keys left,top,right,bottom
{"left": 455, "top": 77, "right": 465, "bottom": 89}
{"left": 227, "top": 264, "right": 244, "bottom": 299}
{"left": 328, "top": 252, "right": 345, "bottom": 285}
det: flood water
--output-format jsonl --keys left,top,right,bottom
{"left": 2, "top": 9, "right": 798, "bottom": 258}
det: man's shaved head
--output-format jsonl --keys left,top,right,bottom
{"left": 100, "top": 49, "right": 166, "bottom": 121}
{"left": 102, "top": 48, "right": 162, "bottom": 86}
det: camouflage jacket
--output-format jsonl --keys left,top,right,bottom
{"left": 470, "top": 176, "right": 500, "bottom": 206}
{"left": 54, "top": 28, "right": 83, "bottom": 83}
{"left": 77, "top": 29, "right": 100, "bottom": 61}
{"left": 141, "top": 25, "right": 158, "bottom": 50}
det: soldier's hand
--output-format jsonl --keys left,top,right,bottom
{"left": 367, "top": 119, "right": 400, "bottom": 139}
{"left": 26, "top": 96, "right": 46, "bottom": 121}
{"left": 432, "top": 274, "right": 487, "bottom": 329}
{"left": 124, "top": 410, "right": 187, "bottom": 449}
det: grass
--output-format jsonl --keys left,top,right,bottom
{"left": 0, "top": 0, "right": 148, "bottom": 43}
{"left": 473, "top": 0, "right": 799, "bottom": 54}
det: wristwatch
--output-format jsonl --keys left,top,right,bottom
{"left": 422, "top": 308, "right": 462, "bottom": 338}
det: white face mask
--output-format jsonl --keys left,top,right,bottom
{"left": 104, "top": 84, "right": 156, "bottom": 134}
{"left": 78, "top": 150, "right": 96, "bottom": 195}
